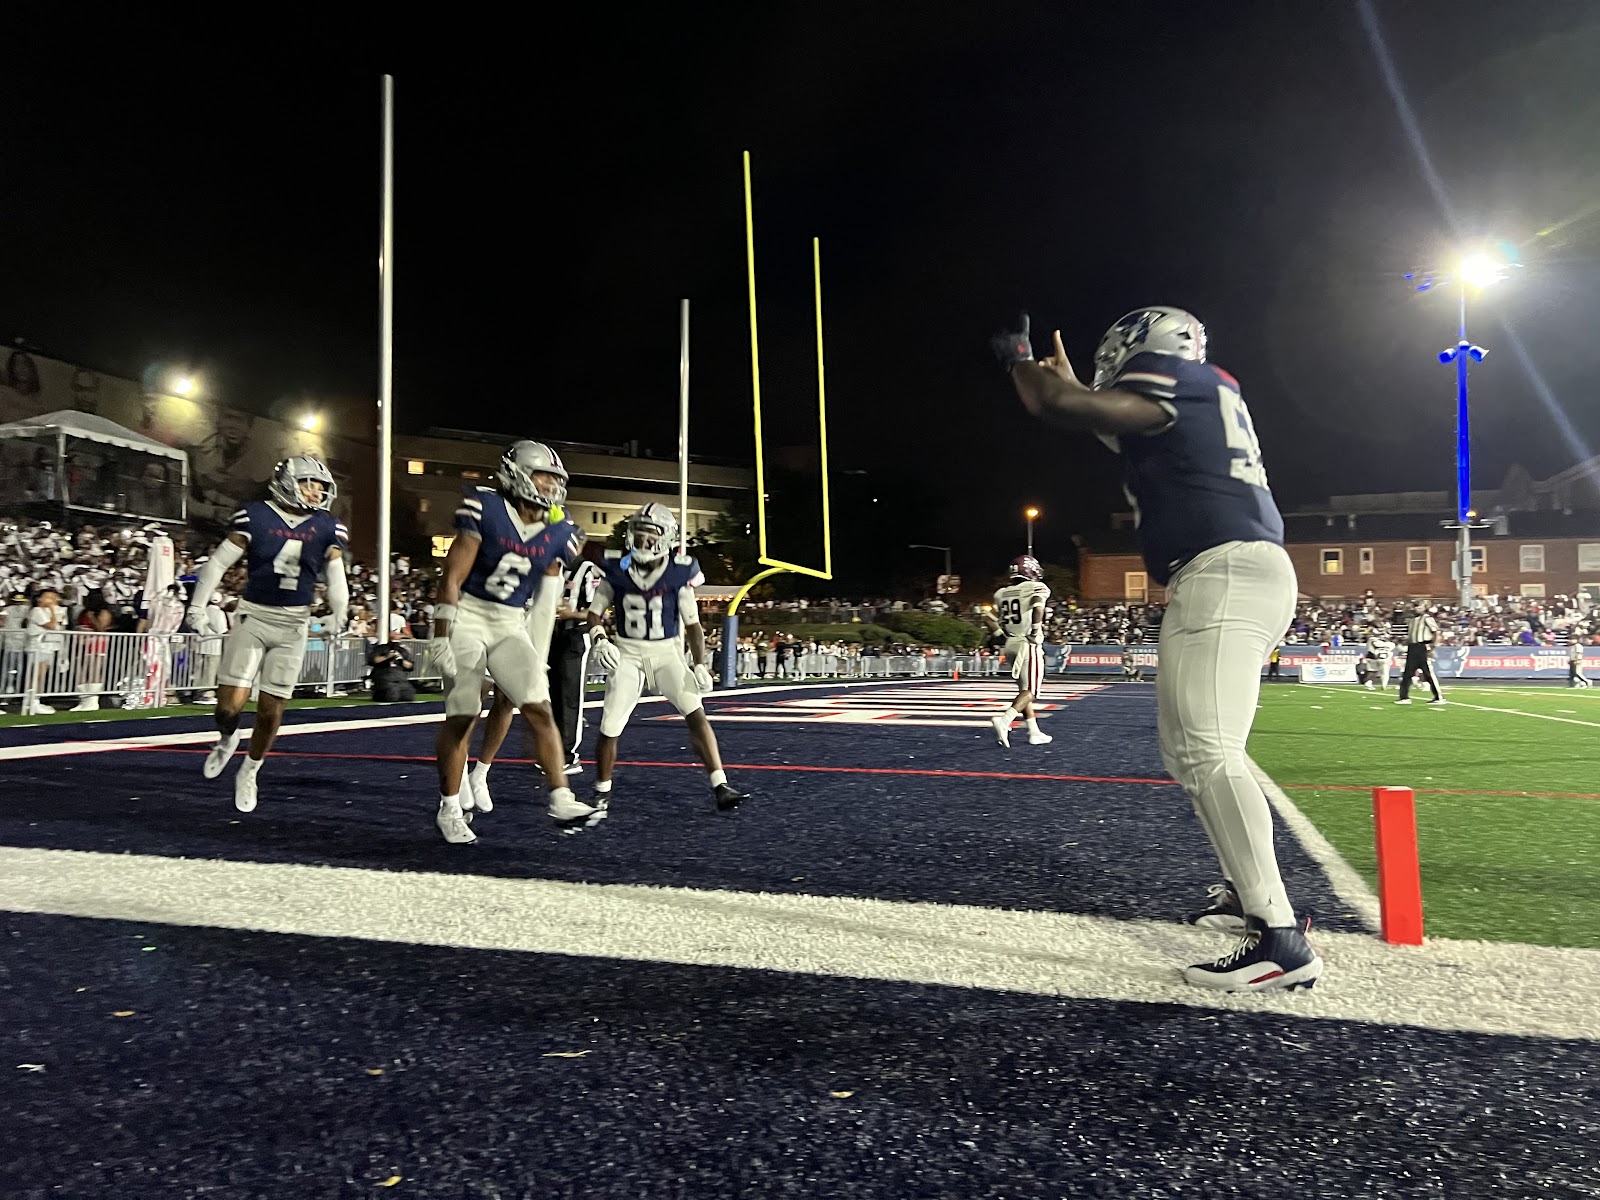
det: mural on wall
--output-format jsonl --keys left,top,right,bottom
{"left": 0, "top": 344, "right": 357, "bottom": 530}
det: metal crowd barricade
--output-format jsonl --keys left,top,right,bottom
{"left": 1, "top": 630, "right": 1006, "bottom": 710}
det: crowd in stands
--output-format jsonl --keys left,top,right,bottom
{"left": 5, "top": 520, "right": 1597, "bottom": 663}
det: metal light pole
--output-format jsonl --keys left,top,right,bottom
{"left": 1025, "top": 507, "right": 1039, "bottom": 557}
{"left": 1408, "top": 252, "right": 1506, "bottom": 609}
{"left": 908, "top": 544, "right": 952, "bottom": 579}
{"left": 1439, "top": 288, "right": 1488, "bottom": 609}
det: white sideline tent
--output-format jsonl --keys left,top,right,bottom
{"left": 0, "top": 409, "right": 189, "bottom": 523}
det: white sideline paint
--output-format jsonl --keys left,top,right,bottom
{"left": 1249, "top": 759, "right": 1382, "bottom": 933}
{"left": 0, "top": 845, "right": 1594, "bottom": 1041}
{"left": 1305, "top": 684, "right": 1600, "bottom": 730}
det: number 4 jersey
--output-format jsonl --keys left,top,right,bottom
{"left": 232, "top": 502, "right": 350, "bottom": 608}
{"left": 1103, "top": 351, "right": 1285, "bottom": 586}
{"left": 593, "top": 553, "right": 704, "bottom": 642}
{"left": 456, "top": 487, "right": 584, "bottom": 607}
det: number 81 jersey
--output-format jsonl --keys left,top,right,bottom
{"left": 596, "top": 553, "right": 704, "bottom": 642}
{"left": 456, "top": 486, "right": 583, "bottom": 608}
{"left": 234, "top": 502, "right": 349, "bottom": 608}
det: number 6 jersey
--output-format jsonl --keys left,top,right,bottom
{"left": 456, "top": 486, "right": 584, "bottom": 608}
{"left": 592, "top": 552, "right": 704, "bottom": 642}
{"left": 232, "top": 502, "right": 350, "bottom": 608}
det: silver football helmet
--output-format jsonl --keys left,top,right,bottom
{"left": 1091, "top": 307, "right": 1207, "bottom": 389}
{"left": 625, "top": 502, "right": 678, "bottom": 566}
{"left": 496, "top": 440, "right": 568, "bottom": 510}
{"left": 268, "top": 454, "right": 337, "bottom": 511}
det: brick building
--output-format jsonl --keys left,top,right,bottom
{"left": 1074, "top": 460, "right": 1600, "bottom": 606}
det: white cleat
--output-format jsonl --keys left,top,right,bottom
{"left": 466, "top": 771, "right": 494, "bottom": 814}
{"left": 234, "top": 768, "right": 258, "bottom": 813}
{"left": 436, "top": 804, "right": 477, "bottom": 844}
{"left": 1027, "top": 731, "right": 1053, "bottom": 745}
{"left": 1393, "top": 698, "right": 1412, "bottom": 705}
{"left": 990, "top": 714, "right": 1012, "bottom": 748}
{"left": 204, "top": 732, "right": 242, "bottom": 779}
{"left": 549, "top": 789, "right": 601, "bottom": 835}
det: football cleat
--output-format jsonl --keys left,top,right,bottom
{"left": 203, "top": 731, "right": 241, "bottom": 779}
{"left": 1027, "top": 731, "right": 1053, "bottom": 745}
{"left": 1428, "top": 698, "right": 1448, "bottom": 706}
{"left": 713, "top": 783, "right": 749, "bottom": 814}
{"left": 234, "top": 768, "right": 258, "bottom": 814}
{"left": 1182, "top": 916, "right": 1322, "bottom": 992}
{"left": 1185, "top": 882, "right": 1246, "bottom": 932}
{"left": 436, "top": 803, "right": 477, "bottom": 845}
{"left": 465, "top": 770, "right": 494, "bottom": 814}
{"left": 990, "top": 714, "right": 1012, "bottom": 748}
{"left": 549, "top": 789, "right": 601, "bottom": 835}
{"left": 1393, "top": 698, "right": 1412, "bottom": 705}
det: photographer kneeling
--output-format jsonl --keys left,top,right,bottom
{"left": 368, "top": 642, "right": 416, "bottom": 704}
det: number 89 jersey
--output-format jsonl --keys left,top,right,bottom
{"left": 993, "top": 580, "right": 1050, "bottom": 637}
{"left": 595, "top": 553, "right": 704, "bottom": 642}
{"left": 1104, "top": 351, "right": 1285, "bottom": 587}
{"left": 456, "top": 487, "right": 583, "bottom": 608}
{"left": 233, "top": 502, "right": 349, "bottom": 608}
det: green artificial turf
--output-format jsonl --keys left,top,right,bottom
{"left": 1249, "top": 682, "right": 1600, "bottom": 948}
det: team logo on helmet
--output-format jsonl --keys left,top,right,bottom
{"left": 1091, "top": 306, "right": 1207, "bottom": 389}
{"left": 1009, "top": 555, "right": 1043, "bottom": 582}
{"left": 625, "top": 502, "right": 678, "bottom": 566}
{"left": 268, "top": 455, "right": 337, "bottom": 512}
{"left": 497, "top": 440, "right": 568, "bottom": 510}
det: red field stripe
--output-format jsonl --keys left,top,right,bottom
{"left": 115, "top": 746, "right": 1600, "bottom": 798}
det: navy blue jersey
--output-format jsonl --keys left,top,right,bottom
{"left": 1106, "top": 352, "right": 1284, "bottom": 585}
{"left": 597, "top": 554, "right": 704, "bottom": 641}
{"left": 455, "top": 487, "right": 583, "bottom": 609}
{"left": 232, "top": 502, "right": 349, "bottom": 607}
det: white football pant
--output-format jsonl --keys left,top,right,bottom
{"left": 1157, "top": 540, "right": 1297, "bottom": 928}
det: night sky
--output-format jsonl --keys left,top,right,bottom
{"left": 4, "top": 3, "right": 1599, "bottom": 586}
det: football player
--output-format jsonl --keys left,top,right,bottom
{"left": 428, "top": 441, "right": 593, "bottom": 843}
{"left": 1365, "top": 627, "right": 1394, "bottom": 690}
{"left": 983, "top": 555, "right": 1052, "bottom": 747}
{"left": 584, "top": 502, "right": 747, "bottom": 820}
{"left": 188, "top": 455, "right": 349, "bottom": 813}
{"left": 997, "top": 308, "right": 1321, "bottom": 993}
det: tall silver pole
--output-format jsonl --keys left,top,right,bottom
{"left": 376, "top": 76, "right": 396, "bottom": 635}
{"left": 678, "top": 298, "right": 690, "bottom": 554}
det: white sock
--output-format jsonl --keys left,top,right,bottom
{"left": 709, "top": 769, "right": 728, "bottom": 788}
{"left": 471, "top": 761, "right": 490, "bottom": 782}
{"left": 549, "top": 786, "right": 575, "bottom": 806}
{"left": 1025, "top": 717, "right": 1040, "bottom": 734}
{"left": 439, "top": 792, "right": 462, "bottom": 815}
{"left": 240, "top": 756, "right": 262, "bottom": 777}
{"left": 996, "top": 708, "right": 1015, "bottom": 725}
{"left": 594, "top": 779, "right": 613, "bottom": 794}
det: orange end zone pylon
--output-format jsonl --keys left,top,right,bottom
{"left": 1372, "top": 786, "right": 1425, "bottom": 945}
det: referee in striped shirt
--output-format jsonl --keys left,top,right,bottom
{"left": 550, "top": 556, "right": 603, "bottom": 773}
{"left": 1395, "top": 604, "right": 1445, "bottom": 705}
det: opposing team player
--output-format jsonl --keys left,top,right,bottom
{"left": 428, "top": 441, "right": 593, "bottom": 844}
{"left": 997, "top": 308, "right": 1321, "bottom": 993}
{"left": 983, "top": 555, "right": 1053, "bottom": 747}
{"left": 585, "top": 502, "right": 747, "bottom": 820}
{"left": 1364, "top": 627, "right": 1395, "bottom": 691}
{"left": 188, "top": 456, "right": 349, "bottom": 813}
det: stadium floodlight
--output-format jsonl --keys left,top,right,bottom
{"left": 1025, "top": 507, "right": 1040, "bottom": 556}
{"left": 300, "top": 411, "right": 322, "bottom": 433}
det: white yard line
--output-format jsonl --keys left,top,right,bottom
{"left": 0, "top": 679, "right": 943, "bottom": 763}
{"left": 0, "top": 845, "right": 1593, "bottom": 1041}
{"left": 1301, "top": 684, "right": 1600, "bottom": 729}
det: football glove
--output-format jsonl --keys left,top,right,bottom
{"left": 990, "top": 312, "right": 1034, "bottom": 372}
{"left": 592, "top": 636, "right": 621, "bottom": 673}
{"left": 692, "top": 663, "right": 715, "bottom": 694}
{"left": 427, "top": 635, "right": 457, "bottom": 681}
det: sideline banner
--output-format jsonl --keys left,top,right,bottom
{"left": 1045, "top": 644, "right": 1597, "bottom": 680}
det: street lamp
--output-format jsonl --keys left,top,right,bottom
{"left": 1024, "top": 507, "right": 1040, "bottom": 557}
{"left": 908, "top": 543, "right": 952, "bottom": 578}
{"left": 1406, "top": 249, "right": 1513, "bottom": 607}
